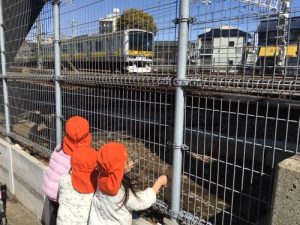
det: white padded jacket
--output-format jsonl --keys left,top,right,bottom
{"left": 57, "top": 174, "right": 94, "bottom": 225}
{"left": 88, "top": 186, "right": 156, "bottom": 225}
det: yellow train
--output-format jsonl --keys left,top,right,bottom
{"left": 15, "top": 29, "right": 154, "bottom": 73}
{"left": 257, "top": 16, "right": 300, "bottom": 75}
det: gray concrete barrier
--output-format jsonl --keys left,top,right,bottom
{"left": 269, "top": 155, "right": 300, "bottom": 225}
{"left": 0, "top": 138, "right": 46, "bottom": 218}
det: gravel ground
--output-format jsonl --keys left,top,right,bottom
{"left": 3, "top": 191, "right": 40, "bottom": 225}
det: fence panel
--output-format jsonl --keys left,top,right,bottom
{"left": 0, "top": 0, "right": 300, "bottom": 225}
{"left": 0, "top": 1, "right": 55, "bottom": 154}
{"left": 188, "top": 0, "right": 300, "bottom": 93}
{"left": 8, "top": 80, "right": 56, "bottom": 156}
{"left": 0, "top": 82, "right": 4, "bottom": 134}
{"left": 183, "top": 93, "right": 299, "bottom": 224}
{"left": 184, "top": 1, "right": 300, "bottom": 223}
{"left": 59, "top": 0, "right": 178, "bottom": 76}
{"left": 61, "top": 84, "right": 174, "bottom": 205}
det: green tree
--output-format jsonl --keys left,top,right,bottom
{"left": 116, "top": 8, "right": 158, "bottom": 35}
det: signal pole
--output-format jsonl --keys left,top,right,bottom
{"left": 277, "top": 0, "right": 290, "bottom": 74}
{"left": 36, "top": 15, "right": 43, "bottom": 70}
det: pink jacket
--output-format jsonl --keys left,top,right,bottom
{"left": 42, "top": 144, "right": 71, "bottom": 201}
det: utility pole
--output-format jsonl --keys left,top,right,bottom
{"left": 71, "top": 14, "right": 77, "bottom": 37}
{"left": 238, "top": 0, "right": 280, "bottom": 11}
{"left": 53, "top": 0, "right": 62, "bottom": 145}
{"left": 36, "top": 15, "right": 43, "bottom": 70}
{"left": 0, "top": 0, "right": 10, "bottom": 138}
{"left": 171, "top": 0, "right": 190, "bottom": 223}
{"left": 277, "top": 0, "right": 290, "bottom": 73}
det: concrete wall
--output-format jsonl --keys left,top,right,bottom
{"left": 0, "top": 140, "right": 14, "bottom": 192}
{"left": 0, "top": 139, "right": 46, "bottom": 218}
{"left": 269, "top": 155, "right": 300, "bottom": 225}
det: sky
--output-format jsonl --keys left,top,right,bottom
{"left": 31, "top": 0, "right": 300, "bottom": 42}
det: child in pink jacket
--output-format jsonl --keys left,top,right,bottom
{"left": 41, "top": 116, "right": 89, "bottom": 225}
{"left": 42, "top": 144, "right": 71, "bottom": 225}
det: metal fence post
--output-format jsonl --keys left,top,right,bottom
{"left": 53, "top": 0, "right": 62, "bottom": 145}
{"left": 171, "top": 0, "right": 190, "bottom": 223}
{"left": 0, "top": 0, "right": 11, "bottom": 137}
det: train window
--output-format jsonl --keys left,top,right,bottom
{"left": 68, "top": 43, "right": 72, "bottom": 54}
{"left": 129, "top": 31, "right": 153, "bottom": 51}
{"left": 87, "top": 41, "right": 92, "bottom": 52}
{"left": 42, "top": 45, "right": 52, "bottom": 55}
{"left": 64, "top": 43, "right": 72, "bottom": 54}
{"left": 95, "top": 40, "right": 102, "bottom": 51}
{"left": 110, "top": 38, "right": 115, "bottom": 51}
{"left": 76, "top": 42, "right": 84, "bottom": 53}
{"left": 99, "top": 21, "right": 113, "bottom": 34}
{"left": 102, "top": 38, "right": 106, "bottom": 50}
{"left": 107, "top": 38, "right": 112, "bottom": 53}
{"left": 61, "top": 43, "right": 68, "bottom": 54}
{"left": 290, "top": 30, "right": 300, "bottom": 42}
{"left": 115, "top": 36, "right": 121, "bottom": 51}
{"left": 229, "top": 41, "right": 235, "bottom": 47}
{"left": 260, "top": 31, "right": 276, "bottom": 45}
{"left": 137, "top": 61, "right": 146, "bottom": 67}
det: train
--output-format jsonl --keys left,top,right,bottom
{"left": 14, "top": 29, "right": 154, "bottom": 73}
{"left": 188, "top": 17, "right": 300, "bottom": 75}
{"left": 256, "top": 16, "right": 300, "bottom": 75}
{"left": 13, "top": 17, "right": 300, "bottom": 75}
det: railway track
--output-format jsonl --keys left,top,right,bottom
{"left": 8, "top": 66, "right": 300, "bottom": 84}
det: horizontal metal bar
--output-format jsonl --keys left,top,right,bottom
{"left": 4, "top": 72, "right": 300, "bottom": 96}
{"left": 7, "top": 132, "right": 51, "bottom": 158}
{"left": 153, "top": 199, "right": 212, "bottom": 225}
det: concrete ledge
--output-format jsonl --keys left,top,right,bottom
{"left": 270, "top": 155, "right": 300, "bottom": 225}
{"left": 132, "top": 218, "right": 154, "bottom": 225}
{"left": 0, "top": 139, "right": 14, "bottom": 192}
{"left": 163, "top": 218, "right": 177, "bottom": 225}
{"left": 0, "top": 138, "right": 46, "bottom": 218}
{"left": 11, "top": 144, "right": 46, "bottom": 217}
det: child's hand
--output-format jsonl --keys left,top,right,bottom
{"left": 157, "top": 175, "right": 168, "bottom": 186}
{"left": 152, "top": 175, "right": 168, "bottom": 194}
{"left": 128, "top": 161, "right": 134, "bottom": 170}
{"left": 125, "top": 160, "right": 135, "bottom": 173}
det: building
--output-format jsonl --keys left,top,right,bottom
{"left": 195, "top": 26, "right": 252, "bottom": 72}
{"left": 154, "top": 41, "right": 199, "bottom": 65}
{"left": 99, "top": 8, "right": 120, "bottom": 34}
{"left": 154, "top": 41, "right": 178, "bottom": 65}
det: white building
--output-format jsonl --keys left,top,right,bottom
{"left": 99, "top": 8, "right": 120, "bottom": 34}
{"left": 195, "top": 26, "right": 252, "bottom": 72}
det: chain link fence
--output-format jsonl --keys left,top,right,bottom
{"left": 0, "top": 0, "right": 299, "bottom": 224}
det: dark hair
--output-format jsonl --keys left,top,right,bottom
{"left": 120, "top": 174, "right": 139, "bottom": 207}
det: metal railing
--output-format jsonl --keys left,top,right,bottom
{"left": 0, "top": 0, "right": 299, "bottom": 224}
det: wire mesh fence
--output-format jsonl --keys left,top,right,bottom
{"left": 8, "top": 81, "right": 56, "bottom": 155}
{"left": 0, "top": 0, "right": 300, "bottom": 225}
{"left": 187, "top": 0, "right": 300, "bottom": 93}
{"left": 182, "top": 93, "right": 299, "bottom": 224}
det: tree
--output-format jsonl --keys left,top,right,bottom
{"left": 116, "top": 8, "right": 158, "bottom": 35}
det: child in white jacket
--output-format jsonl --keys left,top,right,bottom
{"left": 56, "top": 116, "right": 98, "bottom": 225}
{"left": 88, "top": 142, "right": 167, "bottom": 225}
